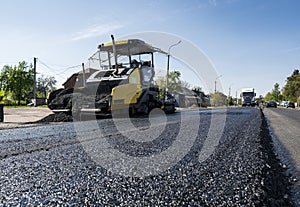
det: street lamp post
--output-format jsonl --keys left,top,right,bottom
{"left": 228, "top": 83, "right": 234, "bottom": 106}
{"left": 213, "top": 75, "right": 222, "bottom": 106}
{"left": 214, "top": 75, "right": 222, "bottom": 94}
{"left": 166, "top": 40, "right": 181, "bottom": 100}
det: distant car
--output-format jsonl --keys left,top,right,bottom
{"left": 287, "top": 102, "right": 295, "bottom": 108}
{"left": 266, "top": 100, "right": 277, "bottom": 108}
{"left": 280, "top": 101, "right": 288, "bottom": 107}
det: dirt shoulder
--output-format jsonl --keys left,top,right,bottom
{"left": 0, "top": 107, "right": 54, "bottom": 129}
{"left": 0, "top": 106, "right": 208, "bottom": 130}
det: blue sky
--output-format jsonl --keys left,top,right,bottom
{"left": 0, "top": 0, "right": 299, "bottom": 96}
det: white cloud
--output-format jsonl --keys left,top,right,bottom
{"left": 72, "top": 23, "right": 124, "bottom": 41}
{"left": 209, "top": 0, "right": 217, "bottom": 6}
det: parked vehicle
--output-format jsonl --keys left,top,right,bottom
{"left": 279, "top": 101, "right": 288, "bottom": 107}
{"left": 266, "top": 100, "right": 277, "bottom": 108}
{"left": 287, "top": 102, "right": 295, "bottom": 108}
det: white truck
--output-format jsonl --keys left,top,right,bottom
{"left": 241, "top": 88, "right": 256, "bottom": 107}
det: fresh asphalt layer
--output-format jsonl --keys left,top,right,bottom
{"left": 0, "top": 107, "right": 294, "bottom": 206}
{"left": 263, "top": 107, "right": 300, "bottom": 206}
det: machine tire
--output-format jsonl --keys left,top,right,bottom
{"left": 140, "top": 102, "right": 149, "bottom": 115}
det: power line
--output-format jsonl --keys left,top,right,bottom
{"left": 54, "top": 65, "right": 82, "bottom": 76}
{"left": 37, "top": 59, "right": 53, "bottom": 70}
{"left": 37, "top": 58, "right": 81, "bottom": 77}
{"left": 36, "top": 59, "right": 65, "bottom": 79}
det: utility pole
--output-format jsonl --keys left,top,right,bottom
{"left": 33, "top": 57, "right": 37, "bottom": 107}
{"left": 214, "top": 80, "right": 217, "bottom": 94}
{"left": 166, "top": 40, "right": 181, "bottom": 100}
{"left": 166, "top": 54, "right": 170, "bottom": 95}
{"left": 82, "top": 63, "right": 86, "bottom": 87}
{"left": 214, "top": 75, "right": 222, "bottom": 94}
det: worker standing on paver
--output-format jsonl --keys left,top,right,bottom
{"left": 0, "top": 89, "right": 4, "bottom": 122}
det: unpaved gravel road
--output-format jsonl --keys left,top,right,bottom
{"left": 0, "top": 108, "right": 294, "bottom": 206}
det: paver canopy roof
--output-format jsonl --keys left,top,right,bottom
{"left": 98, "top": 39, "right": 167, "bottom": 56}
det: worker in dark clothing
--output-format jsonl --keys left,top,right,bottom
{"left": 0, "top": 89, "right": 4, "bottom": 122}
{"left": 131, "top": 59, "right": 140, "bottom": 68}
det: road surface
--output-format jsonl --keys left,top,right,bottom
{"left": 0, "top": 108, "right": 293, "bottom": 206}
{"left": 263, "top": 107, "right": 300, "bottom": 206}
{"left": 1, "top": 107, "right": 54, "bottom": 129}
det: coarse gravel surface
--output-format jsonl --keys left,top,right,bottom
{"left": 0, "top": 107, "right": 293, "bottom": 206}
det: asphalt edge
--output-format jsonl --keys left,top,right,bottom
{"left": 259, "top": 108, "right": 294, "bottom": 206}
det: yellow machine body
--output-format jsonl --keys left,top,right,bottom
{"left": 111, "top": 68, "right": 143, "bottom": 110}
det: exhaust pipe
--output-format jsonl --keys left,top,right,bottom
{"left": 111, "top": 34, "right": 118, "bottom": 75}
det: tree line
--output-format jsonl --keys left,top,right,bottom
{"left": 265, "top": 69, "right": 300, "bottom": 104}
{"left": 0, "top": 61, "right": 57, "bottom": 105}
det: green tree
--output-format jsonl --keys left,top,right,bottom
{"left": 0, "top": 61, "right": 34, "bottom": 105}
{"left": 168, "top": 71, "right": 182, "bottom": 93}
{"left": 210, "top": 92, "right": 227, "bottom": 106}
{"left": 272, "top": 83, "right": 281, "bottom": 102}
{"left": 282, "top": 69, "right": 300, "bottom": 102}
{"left": 264, "top": 83, "right": 281, "bottom": 102}
{"left": 227, "top": 96, "right": 234, "bottom": 106}
{"left": 155, "top": 70, "right": 183, "bottom": 94}
{"left": 37, "top": 75, "right": 57, "bottom": 98}
{"left": 264, "top": 92, "right": 273, "bottom": 101}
